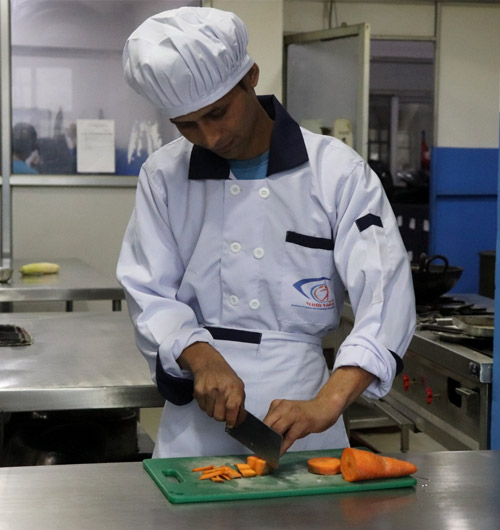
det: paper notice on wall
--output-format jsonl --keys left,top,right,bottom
{"left": 76, "top": 119, "right": 115, "bottom": 173}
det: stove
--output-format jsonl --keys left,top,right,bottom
{"left": 416, "top": 296, "right": 494, "bottom": 357}
{"left": 334, "top": 294, "right": 495, "bottom": 451}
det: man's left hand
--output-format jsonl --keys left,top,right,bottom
{"left": 263, "top": 396, "right": 339, "bottom": 454}
{"left": 263, "top": 366, "right": 376, "bottom": 454}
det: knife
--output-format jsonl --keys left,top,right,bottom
{"left": 225, "top": 409, "right": 283, "bottom": 469}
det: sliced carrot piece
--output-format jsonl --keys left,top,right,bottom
{"left": 247, "top": 455, "right": 272, "bottom": 476}
{"left": 307, "top": 457, "right": 341, "bottom": 475}
{"left": 224, "top": 468, "right": 242, "bottom": 479}
{"left": 235, "top": 463, "right": 257, "bottom": 477}
{"left": 340, "top": 448, "right": 418, "bottom": 482}
{"left": 199, "top": 466, "right": 228, "bottom": 480}
{"left": 246, "top": 456, "right": 258, "bottom": 469}
{"left": 240, "top": 468, "right": 257, "bottom": 478}
{"left": 192, "top": 465, "right": 215, "bottom": 472}
{"left": 210, "top": 476, "right": 224, "bottom": 483}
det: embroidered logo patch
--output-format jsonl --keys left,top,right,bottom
{"left": 292, "top": 277, "right": 335, "bottom": 310}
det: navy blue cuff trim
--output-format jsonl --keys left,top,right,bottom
{"left": 155, "top": 353, "right": 194, "bottom": 406}
{"left": 356, "top": 213, "right": 383, "bottom": 232}
{"left": 286, "top": 230, "right": 334, "bottom": 250}
{"left": 389, "top": 350, "right": 404, "bottom": 375}
{"left": 205, "top": 326, "right": 262, "bottom": 344}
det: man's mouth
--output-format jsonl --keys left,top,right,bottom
{"left": 216, "top": 140, "right": 235, "bottom": 155}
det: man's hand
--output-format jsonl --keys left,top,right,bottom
{"left": 263, "top": 366, "right": 376, "bottom": 453}
{"left": 177, "top": 342, "right": 245, "bottom": 428}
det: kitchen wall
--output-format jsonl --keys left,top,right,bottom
{"left": 284, "top": 0, "right": 435, "bottom": 37}
{"left": 430, "top": 3, "right": 500, "bottom": 292}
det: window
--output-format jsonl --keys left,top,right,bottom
{"left": 9, "top": 0, "right": 200, "bottom": 177}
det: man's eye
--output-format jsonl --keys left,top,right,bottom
{"left": 209, "top": 109, "right": 226, "bottom": 120}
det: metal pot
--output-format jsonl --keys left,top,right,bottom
{"left": 412, "top": 253, "right": 463, "bottom": 305}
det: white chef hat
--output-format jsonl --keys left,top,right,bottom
{"left": 123, "top": 6, "right": 254, "bottom": 119}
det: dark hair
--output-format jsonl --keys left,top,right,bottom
{"left": 12, "top": 122, "right": 38, "bottom": 160}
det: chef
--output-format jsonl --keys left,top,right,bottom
{"left": 117, "top": 6, "right": 416, "bottom": 458}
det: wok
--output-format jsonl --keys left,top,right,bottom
{"left": 412, "top": 253, "right": 463, "bottom": 305}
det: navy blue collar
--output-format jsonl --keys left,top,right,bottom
{"left": 188, "top": 95, "right": 308, "bottom": 180}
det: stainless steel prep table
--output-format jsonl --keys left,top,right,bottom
{"left": 0, "top": 258, "right": 125, "bottom": 311}
{"left": 0, "top": 450, "right": 499, "bottom": 529}
{"left": 0, "top": 311, "right": 164, "bottom": 411}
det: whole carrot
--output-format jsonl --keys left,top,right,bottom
{"left": 340, "top": 448, "right": 417, "bottom": 482}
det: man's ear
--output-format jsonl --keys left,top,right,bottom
{"left": 245, "top": 63, "right": 260, "bottom": 88}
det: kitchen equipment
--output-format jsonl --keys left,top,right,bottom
{"left": 143, "top": 449, "right": 417, "bottom": 504}
{"left": 479, "top": 250, "right": 495, "bottom": 298}
{"left": 1, "top": 409, "right": 139, "bottom": 466}
{"left": 412, "top": 254, "right": 463, "bottom": 304}
{"left": 333, "top": 118, "right": 353, "bottom": 147}
{"left": 452, "top": 315, "right": 494, "bottom": 338}
{"left": 339, "top": 294, "right": 493, "bottom": 451}
{"left": 0, "top": 268, "right": 13, "bottom": 283}
{"left": 225, "top": 410, "right": 282, "bottom": 469}
{"left": 0, "top": 325, "right": 33, "bottom": 346}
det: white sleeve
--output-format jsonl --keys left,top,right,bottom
{"left": 331, "top": 159, "right": 416, "bottom": 399}
{"left": 116, "top": 164, "right": 215, "bottom": 385}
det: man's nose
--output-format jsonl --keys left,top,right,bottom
{"left": 198, "top": 121, "right": 222, "bottom": 150}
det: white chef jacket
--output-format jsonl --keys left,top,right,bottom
{"left": 117, "top": 95, "right": 416, "bottom": 458}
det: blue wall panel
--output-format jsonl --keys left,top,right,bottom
{"left": 430, "top": 147, "right": 499, "bottom": 293}
{"left": 432, "top": 147, "right": 499, "bottom": 196}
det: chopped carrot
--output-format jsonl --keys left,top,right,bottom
{"left": 199, "top": 468, "right": 223, "bottom": 478}
{"left": 340, "top": 448, "right": 418, "bottom": 482}
{"left": 192, "top": 465, "right": 215, "bottom": 472}
{"left": 240, "top": 468, "right": 257, "bottom": 478}
{"left": 223, "top": 468, "right": 242, "bottom": 479}
{"left": 246, "top": 456, "right": 258, "bottom": 469}
{"left": 234, "top": 463, "right": 257, "bottom": 477}
{"left": 307, "top": 456, "right": 341, "bottom": 475}
{"left": 199, "top": 466, "right": 230, "bottom": 480}
{"left": 247, "top": 455, "right": 272, "bottom": 476}
{"left": 210, "top": 476, "right": 224, "bottom": 483}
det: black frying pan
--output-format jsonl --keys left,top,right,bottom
{"left": 411, "top": 253, "right": 463, "bottom": 305}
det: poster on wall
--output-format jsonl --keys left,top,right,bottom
{"left": 76, "top": 119, "right": 115, "bottom": 173}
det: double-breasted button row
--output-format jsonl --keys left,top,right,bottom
{"left": 229, "top": 242, "right": 265, "bottom": 259}
{"left": 229, "top": 184, "right": 270, "bottom": 199}
{"left": 228, "top": 295, "right": 261, "bottom": 310}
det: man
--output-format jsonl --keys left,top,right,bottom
{"left": 117, "top": 6, "right": 416, "bottom": 458}
{"left": 12, "top": 122, "right": 39, "bottom": 174}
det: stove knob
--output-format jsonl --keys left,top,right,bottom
{"left": 425, "top": 386, "right": 440, "bottom": 405}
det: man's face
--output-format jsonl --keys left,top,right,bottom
{"left": 170, "top": 74, "right": 263, "bottom": 160}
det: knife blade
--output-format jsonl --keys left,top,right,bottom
{"left": 225, "top": 409, "right": 283, "bottom": 469}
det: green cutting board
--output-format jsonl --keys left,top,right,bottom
{"left": 143, "top": 449, "right": 417, "bottom": 504}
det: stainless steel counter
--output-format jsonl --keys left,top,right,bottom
{"left": 0, "top": 450, "right": 499, "bottom": 529}
{"left": 0, "top": 258, "right": 125, "bottom": 310}
{"left": 0, "top": 311, "right": 164, "bottom": 411}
